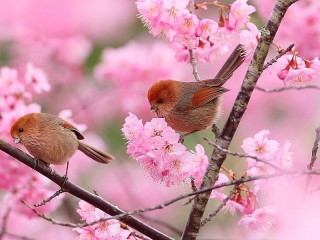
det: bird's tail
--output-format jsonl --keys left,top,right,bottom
{"left": 78, "top": 142, "right": 114, "bottom": 164}
{"left": 214, "top": 44, "right": 246, "bottom": 85}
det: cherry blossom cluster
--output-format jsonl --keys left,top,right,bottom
{"left": 0, "top": 65, "right": 60, "bottom": 218}
{"left": 237, "top": 130, "right": 293, "bottom": 230}
{"left": 273, "top": 52, "right": 320, "bottom": 85}
{"left": 136, "top": 0, "right": 256, "bottom": 62}
{"left": 74, "top": 200, "right": 141, "bottom": 240}
{"left": 0, "top": 64, "right": 50, "bottom": 144}
{"left": 122, "top": 113, "right": 208, "bottom": 187}
{"left": 205, "top": 130, "right": 292, "bottom": 231}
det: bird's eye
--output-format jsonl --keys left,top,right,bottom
{"left": 18, "top": 127, "right": 23, "bottom": 132}
{"left": 157, "top": 99, "right": 163, "bottom": 104}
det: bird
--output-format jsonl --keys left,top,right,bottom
{"left": 10, "top": 113, "right": 114, "bottom": 167}
{"left": 147, "top": 44, "right": 246, "bottom": 135}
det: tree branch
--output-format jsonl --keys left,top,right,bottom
{"left": 255, "top": 85, "right": 320, "bottom": 93}
{"left": 181, "top": 0, "right": 300, "bottom": 239}
{"left": 304, "top": 126, "right": 320, "bottom": 195}
{"left": 0, "top": 139, "right": 173, "bottom": 240}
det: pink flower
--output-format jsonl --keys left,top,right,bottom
{"left": 175, "top": 12, "right": 199, "bottom": 35}
{"left": 237, "top": 206, "right": 277, "bottom": 231}
{"left": 122, "top": 113, "right": 208, "bottom": 187}
{"left": 228, "top": 0, "right": 256, "bottom": 31}
{"left": 273, "top": 54, "right": 320, "bottom": 85}
{"left": 25, "top": 63, "right": 51, "bottom": 94}
{"left": 7, "top": 174, "right": 62, "bottom": 218}
{"left": 159, "top": 0, "right": 189, "bottom": 28}
{"left": 75, "top": 201, "right": 139, "bottom": 239}
{"left": 122, "top": 112, "right": 144, "bottom": 142}
{"left": 242, "top": 130, "right": 280, "bottom": 161}
{"left": 274, "top": 141, "right": 293, "bottom": 169}
{"left": 191, "top": 144, "right": 209, "bottom": 187}
{"left": 196, "top": 19, "right": 219, "bottom": 39}
{"left": 136, "top": 0, "right": 163, "bottom": 25}
{"left": 77, "top": 200, "right": 105, "bottom": 222}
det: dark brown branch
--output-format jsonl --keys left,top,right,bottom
{"left": 304, "top": 126, "right": 320, "bottom": 195}
{"left": 255, "top": 85, "right": 320, "bottom": 92}
{"left": 0, "top": 139, "right": 173, "bottom": 240}
{"left": 181, "top": 1, "right": 300, "bottom": 239}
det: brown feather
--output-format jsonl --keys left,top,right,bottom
{"left": 78, "top": 142, "right": 114, "bottom": 164}
{"left": 213, "top": 44, "right": 246, "bottom": 85}
{"left": 192, "top": 87, "right": 229, "bottom": 107}
{"left": 61, "top": 121, "right": 84, "bottom": 140}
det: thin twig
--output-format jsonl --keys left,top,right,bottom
{"left": 21, "top": 199, "right": 81, "bottom": 228}
{"left": 189, "top": 50, "right": 200, "bottom": 81}
{"left": 262, "top": 43, "right": 294, "bottom": 70}
{"left": 34, "top": 189, "right": 66, "bottom": 207}
{"left": 204, "top": 137, "right": 284, "bottom": 171}
{"left": 304, "top": 126, "right": 320, "bottom": 195}
{"left": 200, "top": 185, "right": 239, "bottom": 226}
{"left": 188, "top": 0, "right": 200, "bottom": 82}
{"left": 255, "top": 85, "right": 320, "bottom": 93}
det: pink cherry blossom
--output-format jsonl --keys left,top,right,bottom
{"left": 242, "top": 130, "right": 280, "bottom": 161}
{"left": 122, "top": 113, "right": 208, "bottom": 187}
{"left": 74, "top": 201, "right": 141, "bottom": 239}
{"left": 25, "top": 63, "right": 51, "bottom": 94}
{"left": 273, "top": 54, "right": 320, "bottom": 85}
{"left": 136, "top": 0, "right": 256, "bottom": 63}
{"left": 191, "top": 144, "right": 209, "bottom": 187}
{"left": 238, "top": 206, "right": 277, "bottom": 231}
{"left": 227, "top": 0, "right": 256, "bottom": 31}
{"left": 197, "top": 19, "right": 219, "bottom": 39}
{"left": 175, "top": 12, "right": 199, "bottom": 36}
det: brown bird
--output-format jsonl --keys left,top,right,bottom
{"left": 148, "top": 44, "right": 245, "bottom": 135}
{"left": 10, "top": 113, "right": 114, "bottom": 166}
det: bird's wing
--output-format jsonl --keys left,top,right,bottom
{"left": 192, "top": 86, "right": 229, "bottom": 107}
{"left": 61, "top": 121, "right": 85, "bottom": 140}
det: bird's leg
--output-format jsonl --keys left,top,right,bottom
{"left": 61, "top": 162, "right": 69, "bottom": 190}
{"left": 34, "top": 163, "right": 69, "bottom": 207}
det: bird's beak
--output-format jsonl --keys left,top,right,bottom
{"left": 150, "top": 105, "right": 158, "bottom": 112}
{"left": 13, "top": 137, "right": 21, "bottom": 144}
